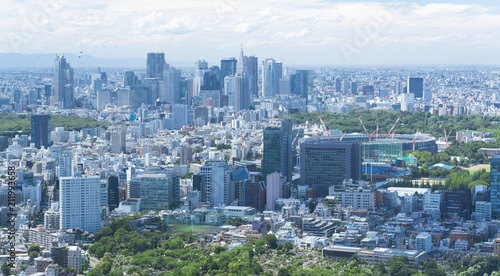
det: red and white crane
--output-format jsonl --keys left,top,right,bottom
{"left": 443, "top": 128, "right": 452, "bottom": 148}
{"left": 387, "top": 114, "right": 402, "bottom": 138}
{"left": 292, "top": 130, "right": 301, "bottom": 146}
{"left": 413, "top": 128, "right": 419, "bottom": 151}
{"left": 318, "top": 116, "right": 330, "bottom": 141}
{"left": 356, "top": 115, "right": 370, "bottom": 136}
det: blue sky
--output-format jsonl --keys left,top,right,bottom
{"left": 1, "top": 0, "right": 500, "bottom": 65}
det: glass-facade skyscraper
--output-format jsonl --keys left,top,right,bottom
{"left": 300, "top": 140, "right": 362, "bottom": 197}
{"left": 140, "top": 173, "right": 180, "bottom": 211}
{"left": 31, "top": 114, "right": 51, "bottom": 149}
{"left": 54, "top": 55, "right": 74, "bottom": 109}
{"left": 407, "top": 77, "right": 424, "bottom": 98}
{"left": 146, "top": 53, "right": 166, "bottom": 79}
{"left": 262, "top": 119, "right": 293, "bottom": 182}
{"left": 262, "top": 58, "right": 283, "bottom": 97}
{"left": 491, "top": 155, "right": 500, "bottom": 217}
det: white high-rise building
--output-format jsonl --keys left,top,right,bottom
{"left": 199, "top": 162, "right": 230, "bottom": 206}
{"left": 111, "top": 130, "right": 126, "bottom": 154}
{"left": 58, "top": 153, "right": 72, "bottom": 178}
{"left": 266, "top": 173, "right": 284, "bottom": 211}
{"left": 161, "top": 68, "right": 181, "bottom": 103}
{"left": 59, "top": 176, "right": 101, "bottom": 233}
{"left": 193, "top": 60, "right": 208, "bottom": 97}
{"left": 68, "top": 246, "right": 84, "bottom": 273}
{"left": 262, "top": 59, "right": 282, "bottom": 98}
{"left": 329, "top": 188, "right": 375, "bottom": 211}
{"left": 423, "top": 191, "right": 442, "bottom": 213}
{"left": 44, "top": 209, "right": 60, "bottom": 230}
{"left": 475, "top": 201, "right": 492, "bottom": 222}
{"left": 100, "top": 181, "right": 108, "bottom": 208}
{"left": 416, "top": 232, "right": 432, "bottom": 253}
{"left": 172, "top": 104, "right": 188, "bottom": 129}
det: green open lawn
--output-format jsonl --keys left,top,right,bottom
{"left": 170, "top": 224, "right": 218, "bottom": 234}
{"left": 463, "top": 164, "right": 491, "bottom": 172}
{"left": 0, "top": 114, "right": 103, "bottom": 137}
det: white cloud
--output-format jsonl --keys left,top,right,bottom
{"left": 1, "top": 0, "right": 500, "bottom": 64}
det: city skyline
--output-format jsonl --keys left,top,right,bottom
{"left": 1, "top": 0, "right": 500, "bottom": 66}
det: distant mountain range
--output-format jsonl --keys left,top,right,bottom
{"left": 0, "top": 53, "right": 148, "bottom": 68}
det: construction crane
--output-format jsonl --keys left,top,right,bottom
{"left": 443, "top": 128, "right": 453, "bottom": 148}
{"left": 413, "top": 128, "right": 419, "bottom": 151}
{"left": 356, "top": 114, "right": 370, "bottom": 136}
{"left": 387, "top": 114, "right": 402, "bottom": 138}
{"left": 318, "top": 116, "right": 330, "bottom": 140}
{"left": 292, "top": 130, "right": 301, "bottom": 146}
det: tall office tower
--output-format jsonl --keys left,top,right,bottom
{"left": 335, "top": 78, "right": 342, "bottom": 93}
{"left": 225, "top": 74, "right": 249, "bottom": 112}
{"left": 491, "top": 155, "right": 500, "bottom": 217}
{"left": 423, "top": 90, "right": 432, "bottom": 102}
{"left": 201, "top": 66, "right": 222, "bottom": 91}
{"left": 54, "top": 55, "right": 74, "bottom": 109}
{"left": 192, "top": 174, "right": 206, "bottom": 202}
{"left": 221, "top": 57, "right": 237, "bottom": 84}
{"left": 58, "top": 153, "right": 72, "bottom": 178}
{"left": 127, "top": 177, "right": 141, "bottom": 199}
{"left": 194, "top": 106, "right": 209, "bottom": 126}
{"left": 0, "top": 136, "right": 8, "bottom": 152}
{"left": 108, "top": 176, "right": 119, "bottom": 211}
{"left": 262, "top": 127, "right": 281, "bottom": 178}
{"left": 280, "top": 120, "right": 293, "bottom": 182}
{"left": 363, "top": 85, "right": 375, "bottom": 97}
{"left": 100, "top": 72, "right": 108, "bottom": 84}
{"left": 395, "top": 80, "right": 402, "bottom": 94}
{"left": 199, "top": 162, "right": 230, "bottom": 206}
{"left": 123, "top": 71, "right": 137, "bottom": 86}
{"left": 181, "top": 146, "right": 193, "bottom": 165}
{"left": 237, "top": 49, "right": 258, "bottom": 97}
{"left": 146, "top": 53, "right": 166, "bottom": 79}
{"left": 350, "top": 81, "right": 358, "bottom": 96}
{"left": 407, "top": 77, "right": 424, "bottom": 98}
{"left": 266, "top": 172, "right": 284, "bottom": 211}
{"left": 193, "top": 60, "right": 209, "bottom": 97}
{"left": 44, "top": 85, "right": 52, "bottom": 98}
{"left": 300, "top": 140, "right": 362, "bottom": 197}
{"left": 343, "top": 79, "right": 350, "bottom": 94}
{"left": 99, "top": 180, "right": 108, "bottom": 208}
{"left": 225, "top": 75, "right": 236, "bottom": 107}
{"left": 111, "top": 130, "right": 126, "bottom": 154}
{"left": 11, "top": 89, "right": 21, "bottom": 104}
{"left": 59, "top": 176, "right": 101, "bottom": 233}
{"left": 245, "top": 181, "right": 266, "bottom": 210}
{"left": 244, "top": 55, "right": 259, "bottom": 97}
{"left": 279, "top": 78, "right": 291, "bottom": 94}
{"left": 262, "top": 59, "right": 283, "bottom": 98}
{"left": 140, "top": 172, "right": 180, "bottom": 211}
{"left": 161, "top": 68, "right": 181, "bottom": 103}
{"left": 294, "top": 70, "right": 310, "bottom": 103}
{"left": 93, "top": 79, "right": 102, "bottom": 95}
{"left": 262, "top": 120, "right": 293, "bottom": 181}
{"left": 401, "top": 93, "right": 415, "bottom": 111}
{"left": 31, "top": 114, "right": 51, "bottom": 149}
{"left": 172, "top": 104, "right": 188, "bottom": 129}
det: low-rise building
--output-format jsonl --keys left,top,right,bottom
{"left": 357, "top": 247, "right": 427, "bottom": 267}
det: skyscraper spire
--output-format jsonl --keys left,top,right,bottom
{"left": 237, "top": 46, "right": 244, "bottom": 75}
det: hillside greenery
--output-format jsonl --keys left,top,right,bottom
{"left": 289, "top": 110, "right": 500, "bottom": 140}
{"left": 0, "top": 114, "right": 103, "bottom": 137}
{"left": 85, "top": 218, "right": 500, "bottom": 276}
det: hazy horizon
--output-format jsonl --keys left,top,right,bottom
{"left": 2, "top": 0, "right": 500, "bottom": 66}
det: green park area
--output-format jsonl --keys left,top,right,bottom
{"left": 0, "top": 114, "right": 103, "bottom": 137}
